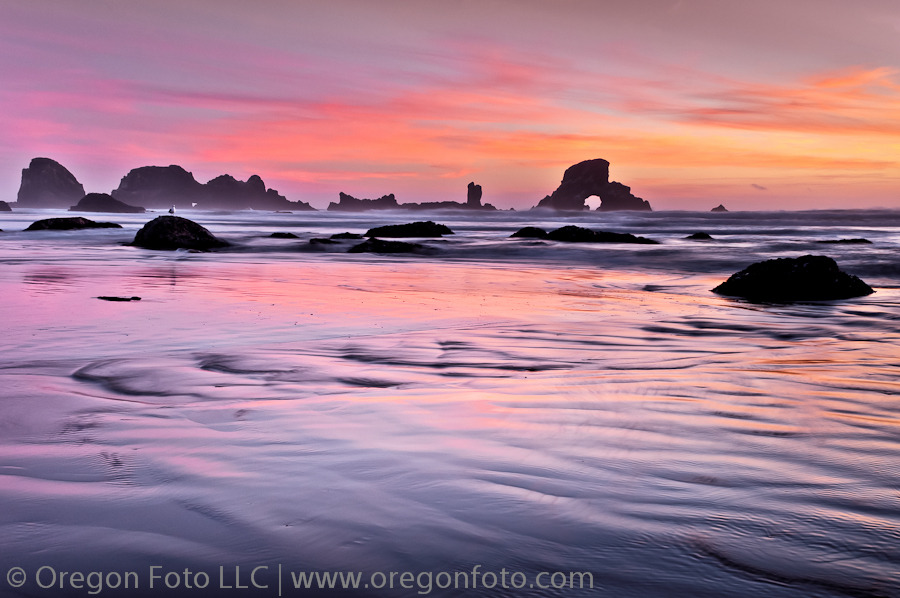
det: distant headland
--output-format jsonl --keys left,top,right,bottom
{"left": 12, "top": 157, "right": 652, "bottom": 212}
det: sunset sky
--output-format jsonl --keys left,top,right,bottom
{"left": 2, "top": 0, "right": 899, "bottom": 210}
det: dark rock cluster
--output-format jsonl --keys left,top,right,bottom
{"left": 510, "top": 225, "right": 657, "bottom": 244}
{"left": 365, "top": 221, "right": 454, "bottom": 237}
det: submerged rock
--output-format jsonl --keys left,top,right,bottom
{"left": 711, "top": 204, "right": 729, "bottom": 212}
{"left": 365, "top": 221, "right": 453, "bottom": 237}
{"left": 348, "top": 238, "right": 425, "bottom": 253}
{"left": 97, "top": 296, "right": 141, "bottom": 302}
{"left": 713, "top": 255, "right": 873, "bottom": 302}
{"left": 17, "top": 157, "right": 86, "bottom": 208}
{"left": 815, "top": 238, "right": 872, "bottom": 244}
{"left": 535, "top": 159, "right": 651, "bottom": 211}
{"left": 331, "top": 232, "right": 364, "bottom": 240}
{"left": 269, "top": 232, "right": 299, "bottom": 239}
{"left": 0, "top": 201, "right": 11, "bottom": 212}
{"left": 510, "top": 226, "right": 549, "bottom": 239}
{"left": 70, "top": 193, "right": 145, "bottom": 213}
{"left": 131, "top": 216, "right": 229, "bottom": 250}
{"left": 546, "top": 225, "right": 658, "bottom": 244}
{"left": 686, "top": 232, "right": 714, "bottom": 240}
{"left": 25, "top": 217, "right": 122, "bottom": 231}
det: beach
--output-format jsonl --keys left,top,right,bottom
{"left": 1, "top": 208, "right": 899, "bottom": 597}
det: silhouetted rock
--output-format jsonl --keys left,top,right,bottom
{"left": 97, "top": 296, "right": 141, "bottom": 302}
{"left": 711, "top": 204, "right": 729, "bottom": 212}
{"left": 510, "top": 227, "right": 549, "bottom": 239}
{"left": 269, "top": 232, "right": 299, "bottom": 239}
{"left": 25, "top": 217, "right": 122, "bottom": 231}
{"left": 686, "top": 232, "right": 714, "bottom": 240}
{"left": 545, "top": 225, "right": 658, "bottom": 244}
{"left": 70, "top": 193, "right": 145, "bottom": 213}
{"left": 467, "top": 182, "right": 483, "bottom": 208}
{"left": 112, "top": 165, "right": 204, "bottom": 209}
{"left": 131, "top": 216, "right": 229, "bottom": 250}
{"left": 197, "top": 174, "right": 315, "bottom": 211}
{"left": 17, "top": 158, "right": 86, "bottom": 208}
{"left": 816, "top": 238, "right": 872, "bottom": 244}
{"left": 0, "top": 201, "right": 11, "bottom": 212}
{"left": 365, "top": 221, "right": 453, "bottom": 237}
{"left": 348, "top": 238, "right": 425, "bottom": 253}
{"left": 331, "top": 232, "right": 364, "bottom": 240}
{"left": 328, "top": 192, "right": 400, "bottom": 211}
{"left": 535, "top": 159, "right": 651, "bottom": 211}
{"left": 712, "top": 255, "right": 873, "bottom": 302}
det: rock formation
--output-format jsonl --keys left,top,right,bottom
{"left": 685, "top": 232, "right": 714, "bottom": 240}
{"left": 816, "top": 238, "right": 872, "bottom": 244}
{"left": 510, "top": 227, "right": 550, "bottom": 239}
{"left": 0, "top": 201, "right": 11, "bottom": 212}
{"left": 711, "top": 204, "right": 728, "bottom": 212}
{"left": 712, "top": 255, "right": 873, "bottom": 302}
{"left": 131, "top": 216, "right": 229, "bottom": 250}
{"left": 348, "top": 238, "right": 425, "bottom": 253}
{"left": 269, "top": 232, "right": 299, "bottom": 239}
{"left": 25, "top": 217, "right": 122, "bottom": 231}
{"left": 112, "top": 165, "right": 204, "bottom": 209}
{"left": 545, "top": 225, "right": 657, "bottom": 244}
{"left": 69, "top": 193, "right": 145, "bottom": 213}
{"left": 16, "top": 158, "right": 86, "bottom": 208}
{"left": 467, "top": 182, "right": 483, "bottom": 208}
{"left": 365, "top": 221, "right": 454, "bottom": 237}
{"left": 535, "top": 159, "right": 651, "bottom": 211}
{"left": 328, "top": 193, "right": 400, "bottom": 211}
{"left": 197, "top": 174, "right": 315, "bottom": 211}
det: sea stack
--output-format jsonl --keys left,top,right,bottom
{"left": 535, "top": 159, "right": 651, "bottom": 211}
{"left": 16, "top": 158, "right": 86, "bottom": 208}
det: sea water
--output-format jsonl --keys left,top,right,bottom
{"left": 0, "top": 208, "right": 898, "bottom": 597}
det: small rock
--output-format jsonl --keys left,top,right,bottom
{"left": 97, "top": 296, "right": 142, "bottom": 302}
{"left": 365, "top": 221, "right": 453, "bottom": 237}
{"left": 711, "top": 204, "right": 729, "bottom": 212}
{"left": 131, "top": 215, "right": 229, "bottom": 250}
{"left": 0, "top": 201, "right": 11, "bottom": 212}
{"left": 815, "top": 238, "right": 872, "bottom": 244}
{"left": 330, "top": 232, "right": 364, "bottom": 239}
{"left": 348, "top": 238, "right": 425, "bottom": 253}
{"left": 686, "top": 232, "right": 714, "bottom": 240}
{"left": 510, "top": 227, "right": 549, "bottom": 239}
{"left": 712, "top": 255, "right": 873, "bottom": 302}
{"left": 546, "top": 225, "right": 658, "bottom": 244}
{"left": 25, "top": 217, "right": 122, "bottom": 231}
{"left": 269, "top": 232, "right": 299, "bottom": 239}
{"left": 70, "top": 193, "right": 145, "bottom": 213}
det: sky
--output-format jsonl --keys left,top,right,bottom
{"left": 1, "top": 0, "right": 899, "bottom": 210}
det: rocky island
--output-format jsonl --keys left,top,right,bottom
{"left": 534, "top": 159, "right": 651, "bottom": 211}
{"left": 16, "top": 158, "right": 86, "bottom": 208}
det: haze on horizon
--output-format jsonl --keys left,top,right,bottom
{"left": 1, "top": 0, "right": 898, "bottom": 211}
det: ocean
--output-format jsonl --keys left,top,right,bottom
{"left": 1, "top": 207, "right": 899, "bottom": 597}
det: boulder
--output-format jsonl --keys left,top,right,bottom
{"left": 25, "top": 217, "right": 122, "bottom": 231}
{"left": 535, "top": 159, "right": 651, "bottom": 211}
{"left": 269, "top": 232, "right": 299, "bottom": 239}
{"left": 685, "top": 232, "right": 714, "bottom": 240}
{"left": 0, "top": 201, "right": 11, "bottom": 212}
{"left": 331, "top": 232, "right": 364, "bottom": 240}
{"left": 16, "top": 158, "right": 86, "bottom": 208}
{"left": 70, "top": 193, "right": 145, "bottom": 213}
{"left": 131, "top": 216, "right": 229, "bottom": 250}
{"left": 328, "top": 192, "right": 400, "bottom": 211}
{"left": 546, "top": 225, "right": 658, "bottom": 244}
{"left": 712, "top": 255, "right": 873, "bottom": 302}
{"left": 711, "top": 204, "right": 729, "bottom": 212}
{"left": 348, "top": 238, "right": 425, "bottom": 253}
{"left": 815, "top": 238, "right": 872, "bottom": 244}
{"left": 365, "top": 221, "right": 453, "bottom": 237}
{"left": 510, "top": 226, "right": 549, "bottom": 239}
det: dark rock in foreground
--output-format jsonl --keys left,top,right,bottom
{"left": 70, "top": 193, "right": 145, "bottom": 213}
{"left": 686, "top": 232, "right": 714, "bottom": 240}
{"left": 97, "top": 296, "right": 141, "bottom": 302}
{"left": 25, "top": 217, "right": 122, "bottom": 231}
{"left": 0, "top": 201, "right": 11, "bottom": 212}
{"left": 545, "top": 225, "right": 658, "bottom": 244}
{"left": 365, "top": 221, "right": 453, "bottom": 237}
{"left": 131, "top": 216, "right": 229, "bottom": 250}
{"left": 510, "top": 226, "right": 549, "bottom": 239}
{"left": 711, "top": 204, "right": 729, "bottom": 212}
{"left": 535, "top": 159, "right": 651, "bottom": 211}
{"left": 816, "top": 238, "right": 872, "bottom": 245}
{"left": 17, "top": 158, "right": 86, "bottom": 208}
{"left": 269, "top": 232, "right": 299, "bottom": 239}
{"left": 348, "top": 238, "right": 425, "bottom": 253}
{"left": 713, "top": 255, "right": 873, "bottom": 302}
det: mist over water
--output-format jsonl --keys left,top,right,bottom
{"left": 1, "top": 208, "right": 899, "bottom": 597}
